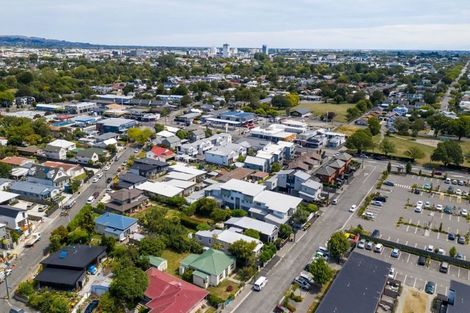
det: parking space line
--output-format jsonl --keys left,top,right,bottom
{"left": 406, "top": 254, "right": 411, "bottom": 263}
{"left": 413, "top": 277, "right": 417, "bottom": 288}
{"left": 396, "top": 238, "right": 400, "bottom": 243}
{"left": 458, "top": 268, "right": 461, "bottom": 278}
{"left": 437, "top": 232, "right": 440, "bottom": 239}
{"left": 414, "top": 227, "right": 418, "bottom": 234}
{"left": 405, "top": 241, "right": 408, "bottom": 245}
{"left": 406, "top": 225, "right": 410, "bottom": 232}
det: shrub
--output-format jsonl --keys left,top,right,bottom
{"left": 180, "top": 216, "right": 200, "bottom": 230}
{"left": 226, "top": 285, "right": 234, "bottom": 292}
{"left": 207, "top": 293, "right": 224, "bottom": 307}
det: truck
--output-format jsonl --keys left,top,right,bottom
{"left": 24, "top": 233, "right": 41, "bottom": 247}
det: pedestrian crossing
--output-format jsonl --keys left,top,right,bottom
{"left": 395, "top": 183, "right": 412, "bottom": 190}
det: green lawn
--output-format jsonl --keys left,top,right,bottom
{"left": 161, "top": 249, "right": 189, "bottom": 276}
{"left": 207, "top": 279, "right": 241, "bottom": 300}
{"left": 292, "top": 101, "right": 355, "bottom": 122}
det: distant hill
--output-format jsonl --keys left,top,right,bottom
{"left": 0, "top": 35, "right": 102, "bottom": 49}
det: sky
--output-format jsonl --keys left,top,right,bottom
{"left": 2, "top": 0, "right": 470, "bottom": 50}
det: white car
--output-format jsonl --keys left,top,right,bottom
{"left": 92, "top": 177, "right": 99, "bottom": 183}
{"left": 97, "top": 172, "right": 103, "bottom": 179}
{"left": 357, "top": 239, "right": 366, "bottom": 249}
{"left": 86, "top": 196, "right": 95, "bottom": 204}
{"left": 462, "top": 209, "right": 468, "bottom": 217}
{"left": 103, "top": 165, "right": 110, "bottom": 171}
{"left": 456, "top": 189, "right": 462, "bottom": 196}
{"left": 374, "top": 243, "right": 384, "bottom": 253}
{"left": 435, "top": 204, "right": 443, "bottom": 212}
{"left": 426, "top": 245, "right": 434, "bottom": 253}
{"left": 388, "top": 267, "right": 395, "bottom": 279}
{"left": 416, "top": 200, "right": 424, "bottom": 207}
{"left": 437, "top": 248, "right": 445, "bottom": 256}
{"left": 424, "top": 201, "right": 431, "bottom": 208}
{"left": 415, "top": 206, "right": 423, "bottom": 213}
{"left": 349, "top": 205, "right": 357, "bottom": 212}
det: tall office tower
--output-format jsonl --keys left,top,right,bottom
{"left": 262, "top": 44, "right": 268, "bottom": 55}
{"left": 222, "top": 43, "right": 230, "bottom": 58}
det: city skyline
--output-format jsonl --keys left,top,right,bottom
{"left": 1, "top": 0, "right": 470, "bottom": 50}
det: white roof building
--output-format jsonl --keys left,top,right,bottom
{"left": 136, "top": 181, "right": 183, "bottom": 198}
{"left": 195, "top": 229, "right": 263, "bottom": 254}
{"left": 48, "top": 139, "right": 76, "bottom": 151}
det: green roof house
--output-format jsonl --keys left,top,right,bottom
{"left": 179, "top": 248, "right": 236, "bottom": 288}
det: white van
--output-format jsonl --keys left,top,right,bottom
{"left": 86, "top": 195, "right": 95, "bottom": 204}
{"left": 253, "top": 276, "right": 268, "bottom": 291}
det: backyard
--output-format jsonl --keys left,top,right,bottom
{"left": 293, "top": 101, "right": 355, "bottom": 122}
{"left": 207, "top": 279, "right": 242, "bottom": 301}
{"left": 161, "top": 249, "right": 190, "bottom": 276}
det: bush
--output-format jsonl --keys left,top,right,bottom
{"left": 16, "top": 281, "right": 35, "bottom": 298}
{"left": 196, "top": 223, "right": 211, "bottom": 231}
{"left": 180, "top": 216, "right": 201, "bottom": 230}
{"left": 231, "top": 209, "right": 247, "bottom": 217}
{"left": 237, "top": 266, "right": 257, "bottom": 281}
{"left": 207, "top": 293, "right": 224, "bottom": 307}
{"left": 226, "top": 285, "right": 234, "bottom": 292}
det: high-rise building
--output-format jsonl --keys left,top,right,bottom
{"left": 262, "top": 44, "right": 268, "bottom": 55}
{"left": 222, "top": 43, "right": 230, "bottom": 58}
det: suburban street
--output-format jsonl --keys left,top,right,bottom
{"left": 440, "top": 61, "right": 469, "bottom": 111}
{"left": 227, "top": 163, "right": 383, "bottom": 313}
{"left": 0, "top": 147, "right": 134, "bottom": 312}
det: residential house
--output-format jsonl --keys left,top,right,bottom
{"left": 179, "top": 248, "right": 236, "bottom": 288}
{"left": 118, "top": 172, "right": 147, "bottom": 189}
{"left": 266, "top": 169, "right": 323, "bottom": 202}
{"left": 47, "top": 139, "right": 77, "bottom": 152}
{"left": 105, "top": 189, "right": 148, "bottom": 213}
{"left": 26, "top": 164, "right": 70, "bottom": 190}
{"left": 215, "top": 168, "right": 255, "bottom": 183}
{"left": 163, "top": 179, "right": 196, "bottom": 196}
{"left": 0, "top": 205, "right": 28, "bottom": 230}
{"left": 290, "top": 108, "right": 312, "bottom": 118}
{"left": 146, "top": 146, "right": 175, "bottom": 162}
{"left": 43, "top": 145, "right": 67, "bottom": 160}
{"left": 144, "top": 268, "right": 208, "bottom": 313}
{"left": 169, "top": 163, "right": 207, "bottom": 182}
{"left": 0, "top": 190, "right": 19, "bottom": 205}
{"left": 95, "top": 212, "right": 139, "bottom": 241}
{"left": 195, "top": 229, "right": 263, "bottom": 254}
{"left": 0, "top": 156, "right": 34, "bottom": 168}
{"left": 137, "top": 181, "right": 184, "bottom": 199}
{"left": 244, "top": 156, "right": 269, "bottom": 172}
{"left": 9, "top": 181, "right": 60, "bottom": 203}
{"left": 315, "top": 165, "right": 337, "bottom": 184}
{"left": 130, "top": 158, "right": 168, "bottom": 178}
{"left": 76, "top": 148, "right": 107, "bottom": 165}
{"left": 96, "top": 118, "right": 138, "bottom": 133}
{"left": 188, "top": 128, "right": 206, "bottom": 142}
{"left": 161, "top": 135, "right": 181, "bottom": 150}
{"left": 35, "top": 245, "right": 107, "bottom": 290}
{"left": 204, "top": 143, "right": 247, "bottom": 166}
{"left": 224, "top": 216, "right": 278, "bottom": 242}
{"left": 42, "top": 161, "right": 85, "bottom": 178}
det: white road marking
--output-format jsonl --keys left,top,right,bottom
{"left": 406, "top": 254, "right": 411, "bottom": 263}
{"left": 413, "top": 278, "right": 417, "bottom": 288}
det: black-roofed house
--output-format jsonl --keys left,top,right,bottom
{"left": 316, "top": 252, "right": 391, "bottom": 313}
{"left": 129, "top": 158, "right": 168, "bottom": 178}
{"left": 35, "top": 245, "right": 107, "bottom": 290}
{"left": 118, "top": 172, "right": 147, "bottom": 189}
{"left": 290, "top": 108, "right": 312, "bottom": 118}
{"left": 0, "top": 205, "right": 28, "bottom": 231}
{"left": 105, "top": 188, "right": 148, "bottom": 213}
{"left": 315, "top": 165, "right": 337, "bottom": 184}
{"left": 26, "top": 164, "right": 70, "bottom": 190}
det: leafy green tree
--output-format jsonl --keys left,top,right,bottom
{"left": 229, "top": 240, "right": 257, "bottom": 268}
{"left": 154, "top": 123, "right": 165, "bottom": 133}
{"left": 110, "top": 266, "right": 148, "bottom": 309}
{"left": 291, "top": 207, "right": 310, "bottom": 225}
{"left": 70, "top": 178, "right": 81, "bottom": 193}
{"left": 327, "top": 232, "right": 350, "bottom": 261}
{"left": 127, "top": 127, "right": 154, "bottom": 145}
{"left": 139, "top": 235, "right": 166, "bottom": 256}
{"left": 367, "top": 117, "right": 381, "bottom": 136}
{"left": 449, "top": 117, "right": 470, "bottom": 140}
{"left": 231, "top": 209, "right": 247, "bottom": 217}
{"left": 380, "top": 138, "right": 396, "bottom": 156}
{"left": 176, "top": 129, "right": 189, "bottom": 139}
{"left": 394, "top": 117, "right": 410, "bottom": 135}
{"left": 405, "top": 146, "right": 425, "bottom": 160}
{"left": 346, "top": 106, "right": 362, "bottom": 121}
{"left": 180, "top": 95, "right": 192, "bottom": 106}
{"left": 0, "top": 163, "right": 12, "bottom": 178}
{"left": 309, "top": 258, "right": 333, "bottom": 286}
{"left": 410, "top": 118, "right": 425, "bottom": 137}
{"left": 431, "top": 141, "right": 463, "bottom": 166}
{"left": 271, "top": 162, "right": 281, "bottom": 172}
{"left": 406, "top": 161, "right": 412, "bottom": 174}
{"left": 279, "top": 224, "right": 293, "bottom": 240}
{"left": 449, "top": 246, "right": 457, "bottom": 257}
{"left": 244, "top": 229, "right": 260, "bottom": 240}
{"left": 427, "top": 114, "right": 451, "bottom": 137}
{"left": 210, "top": 208, "right": 231, "bottom": 222}
{"left": 345, "top": 129, "right": 374, "bottom": 153}
{"left": 370, "top": 90, "right": 385, "bottom": 105}
{"left": 98, "top": 293, "right": 125, "bottom": 313}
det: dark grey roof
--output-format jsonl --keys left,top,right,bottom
{"left": 41, "top": 245, "right": 106, "bottom": 269}
{"left": 447, "top": 280, "right": 470, "bottom": 313}
{"left": 316, "top": 252, "right": 390, "bottom": 313}
{"left": 95, "top": 132, "right": 119, "bottom": 141}
{"left": 35, "top": 267, "right": 84, "bottom": 287}
{"left": 77, "top": 148, "right": 105, "bottom": 158}
{"left": 134, "top": 158, "right": 168, "bottom": 167}
{"left": 292, "top": 108, "right": 311, "bottom": 114}
{"left": 0, "top": 205, "right": 25, "bottom": 218}
{"left": 316, "top": 165, "right": 336, "bottom": 176}
{"left": 119, "top": 172, "right": 147, "bottom": 184}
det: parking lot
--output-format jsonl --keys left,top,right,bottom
{"left": 355, "top": 245, "right": 470, "bottom": 295}
{"left": 347, "top": 173, "right": 470, "bottom": 259}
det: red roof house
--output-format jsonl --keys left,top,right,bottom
{"left": 144, "top": 268, "right": 208, "bottom": 313}
{"left": 146, "top": 146, "right": 175, "bottom": 161}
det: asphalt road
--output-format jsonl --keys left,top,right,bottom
{"left": 440, "top": 61, "right": 469, "bottom": 111}
{"left": 0, "top": 146, "right": 134, "bottom": 312}
{"left": 228, "top": 163, "right": 382, "bottom": 313}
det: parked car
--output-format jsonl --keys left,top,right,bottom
{"left": 86, "top": 196, "right": 95, "bottom": 204}
{"left": 364, "top": 212, "right": 375, "bottom": 220}
{"left": 437, "top": 248, "right": 445, "bottom": 256}
{"left": 92, "top": 177, "right": 99, "bottom": 183}
{"left": 458, "top": 180, "right": 464, "bottom": 186}
{"left": 371, "top": 200, "right": 383, "bottom": 206}
{"left": 448, "top": 233, "right": 456, "bottom": 241}
{"left": 462, "top": 209, "right": 468, "bottom": 217}
{"left": 374, "top": 243, "right": 384, "bottom": 253}
{"left": 435, "top": 204, "right": 443, "bottom": 212}
{"left": 383, "top": 181, "right": 395, "bottom": 187}
{"left": 424, "top": 201, "right": 431, "bottom": 208}
{"left": 253, "top": 276, "right": 268, "bottom": 291}
{"left": 458, "top": 236, "right": 466, "bottom": 245}
{"left": 451, "top": 179, "right": 458, "bottom": 185}
{"left": 357, "top": 239, "right": 366, "bottom": 249}
{"left": 448, "top": 186, "right": 454, "bottom": 193}
{"left": 106, "top": 177, "right": 112, "bottom": 184}
{"left": 417, "top": 255, "right": 426, "bottom": 266}
{"left": 388, "top": 267, "right": 395, "bottom": 279}
{"left": 391, "top": 248, "right": 400, "bottom": 258}
{"left": 444, "top": 206, "right": 454, "bottom": 214}
{"left": 374, "top": 196, "right": 387, "bottom": 202}
{"left": 423, "top": 183, "right": 431, "bottom": 190}
{"left": 294, "top": 276, "right": 311, "bottom": 290}
{"left": 456, "top": 189, "right": 462, "bottom": 196}
{"left": 103, "top": 165, "right": 110, "bottom": 171}
{"left": 425, "top": 281, "right": 436, "bottom": 295}
{"left": 425, "top": 245, "right": 434, "bottom": 252}
{"left": 416, "top": 200, "right": 423, "bottom": 207}
{"left": 439, "top": 262, "right": 449, "bottom": 273}
{"left": 456, "top": 253, "right": 464, "bottom": 260}
{"left": 84, "top": 300, "right": 99, "bottom": 313}
{"left": 444, "top": 178, "right": 451, "bottom": 184}
{"left": 414, "top": 189, "right": 421, "bottom": 195}
{"left": 365, "top": 241, "right": 373, "bottom": 250}
{"left": 414, "top": 206, "right": 423, "bottom": 213}
{"left": 371, "top": 229, "right": 381, "bottom": 238}
{"left": 331, "top": 198, "right": 338, "bottom": 205}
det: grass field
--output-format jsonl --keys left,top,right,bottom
{"left": 293, "top": 101, "right": 355, "bottom": 122}
{"left": 161, "top": 249, "right": 189, "bottom": 275}
{"left": 334, "top": 124, "right": 360, "bottom": 136}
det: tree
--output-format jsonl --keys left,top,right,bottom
{"left": 449, "top": 246, "right": 457, "bottom": 258}
{"left": 327, "top": 232, "right": 350, "bottom": 261}
{"left": 431, "top": 141, "right": 464, "bottom": 166}
{"left": 387, "top": 161, "right": 392, "bottom": 173}
{"left": 406, "top": 161, "right": 412, "bottom": 174}
{"left": 127, "top": 127, "right": 154, "bottom": 145}
{"left": 110, "top": 266, "right": 148, "bottom": 308}
{"left": 229, "top": 240, "right": 257, "bottom": 268}
{"left": 176, "top": 129, "right": 189, "bottom": 139}
{"left": 309, "top": 259, "right": 333, "bottom": 286}
{"left": 346, "top": 106, "right": 362, "bottom": 121}
{"left": 244, "top": 229, "right": 260, "bottom": 240}
{"left": 345, "top": 129, "right": 374, "bottom": 153}
{"left": 180, "top": 95, "right": 192, "bottom": 106}
{"left": 449, "top": 117, "right": 470, "bottom": 140}
{"left": 370, "top": 90, "right": 385, "bottom": 105}
{"left": 279, "top": 224, "right": 293, "bottom": 240}
{"left": 405, "top": 146, "right": 425, "bottom": 161}
{"left": 367, "top": 117, "right": 381, "bottom": 136}
{"left": 0, "top": 163, "right": 12, "bottom": 178}
{"left": 291, "top": 207, "right": 310, "bottom": 226}
{"left": 98, "top": 293, "right": 125, "bottom": 313}
{"left": 271, "top": 162, "right": 281, "bottom": 172}
{"left": 380, "top": 138, "right": 396, "bottom": 156}
{"left": 410, "top": 118, "right": 425, "bottom": 137}
{"left": 139, "top": 235, "right": 166, "bottom": 256}
{"left": 427, "top": 114, "right": 451, "bottom": 137}
{"left": 70, "top": 178, "right": 81, "bottom": 193}
{"left": 154, "top": 123, "right": 165, "bottom": 133}
{"left": 106, "top": 144, "right": 117, "bottom": 155}
{"left": 394, "top": 117, "right": 410, "bottom": 135}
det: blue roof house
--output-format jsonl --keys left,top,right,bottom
{"left": 95, "top": 212, "right": 138, "bottom": 241}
